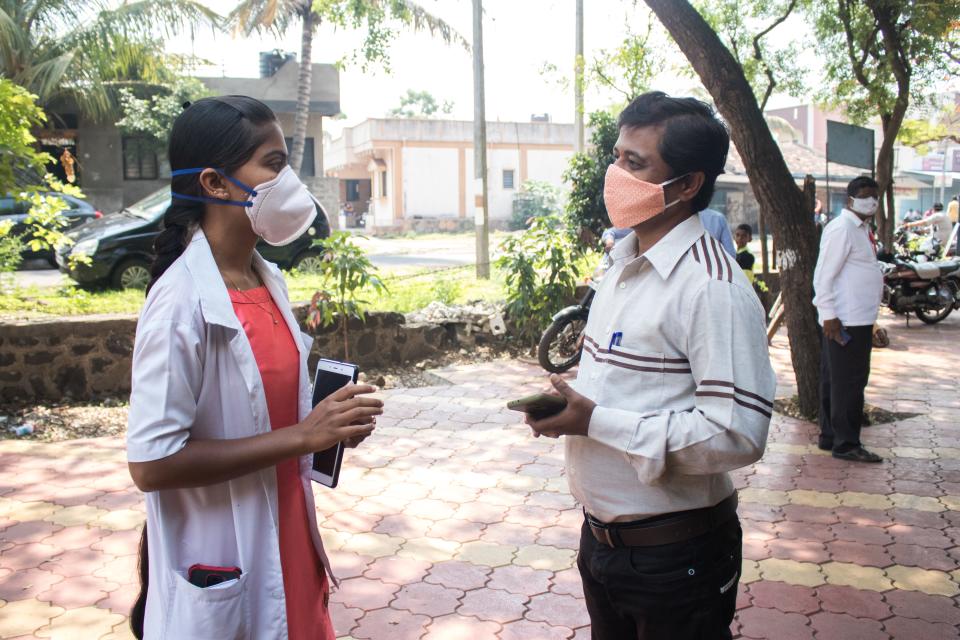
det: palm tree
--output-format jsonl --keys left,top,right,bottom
{"left": 230, "top": 0, "right": 468, "bottom": 175}
{"left": 0, "top": 1, "right": 220, "bottom": 122}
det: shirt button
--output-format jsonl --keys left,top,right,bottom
{"left": 619, "top": 282, "right": 626, "bottom": 289}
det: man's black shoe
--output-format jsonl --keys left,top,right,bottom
{"left": 817, "top": 437, "right": 834, "bottom": 451}
{"left": 832, "top": 446, "right": 883, "bottom": 463}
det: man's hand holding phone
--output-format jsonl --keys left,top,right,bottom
{"left": 297, "top": 383, "right": 383, "bottom": 454}
{"left": 514, "top": 375, "right": 596, "bottom": 439}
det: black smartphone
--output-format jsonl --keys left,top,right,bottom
{"left": 188, "top": 564, "right": 242, "bottom": 588}
{"left": 310, "top": 359, "right": 359, "bottom": 488}
{"left": 506, "top": 393, "right": 568, "bottom": 420}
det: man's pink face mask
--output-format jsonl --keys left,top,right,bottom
{"left": 603, "top": 163, "right": 686, "bottom": 228}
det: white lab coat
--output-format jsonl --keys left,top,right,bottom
{"left": 126, "top": 227, "right": 332, "bottom": 639}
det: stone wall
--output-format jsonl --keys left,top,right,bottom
{"left": 0, "top": 307, "right": 500, "bottom": 405}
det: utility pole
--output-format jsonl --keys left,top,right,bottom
{"left": 473, "top": 0, "right": 490, "bottom": 279}
{"left": 574, "top": 0, "right": 584, "bottom": 153}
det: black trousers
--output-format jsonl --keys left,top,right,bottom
{"left": 577, "top": 517, "right": 742, "bottom": 640}
{"left": 819, "top": 324, "right": 874, "bottom": 449}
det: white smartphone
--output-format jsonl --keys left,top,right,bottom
{"left": 308, "top": 359, "right": 359, "bottom": 488}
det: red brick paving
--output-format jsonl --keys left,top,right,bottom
{"left": 1, "top": 314, "right": 960, "bottom": 638}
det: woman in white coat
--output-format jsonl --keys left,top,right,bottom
{"left": 126, "top": 96, "right": 383, "bottom": 639}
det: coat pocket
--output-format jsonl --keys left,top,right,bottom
{"left": 165, "top": 569, "right": 250, "bottom": 640}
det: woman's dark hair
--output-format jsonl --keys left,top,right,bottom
{"left": 617, "top": 91, "right": 730, "bottom": 213}
{"left": 846, "top": 175, "right": 879, "bottom": 197}
{"left": 131, "top": 95, "right": 276, "bottom": 639}
{"left": 145, "top": 95, "right": 278, "bottom": 295}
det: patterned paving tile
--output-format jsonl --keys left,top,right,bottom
{"left": 3, "top": 317, "right": 960, "bottom": 639}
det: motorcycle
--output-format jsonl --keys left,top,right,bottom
{"left": 879, "top": 251, "right": 960, "bottom": 324}
{"left": 892, "top": 226, "right": 942, "bottom": 263}
{"left": 537, "top": 252, "right": 610, "bottom": 374}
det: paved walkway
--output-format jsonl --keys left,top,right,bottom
{"left": 1, "top": 312, "right": 959, "bottom": 639}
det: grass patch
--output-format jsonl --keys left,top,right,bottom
{"left": 0, "top": 285, "right": 147, "bottom": 318}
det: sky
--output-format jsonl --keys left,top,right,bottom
{"left": 166, "top": 0, "right": 795, "bottom": 137}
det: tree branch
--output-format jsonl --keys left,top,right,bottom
{"left": 836, "top": 0, "right": 876, "bottom": 90}
{"left": 751, "top": 0, "right": 797, "bottom": 111}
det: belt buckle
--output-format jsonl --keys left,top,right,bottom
{"left": 602, "top": 528, "right": 617, "bottom": 547}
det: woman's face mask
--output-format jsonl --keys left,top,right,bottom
{"left": 171, "top": 165, "right": 318, "bottom": 246}
{"left": 603, "top": 163, "right": 688, "bottom": 228}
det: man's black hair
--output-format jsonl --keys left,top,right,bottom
{"left": 934, "top": 202, "right": 944, "bottom": 211}
{"left": 617, "top": 91, "right": 729, "bottom": 213}
{"left": 736, "top": 223, "right": 753, "bottom": 235}
{"left": 846, "top": 176, "right": 879, "bottom": 197}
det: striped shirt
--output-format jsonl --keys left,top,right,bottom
{"left": 566, "top": 214, "right": 777, "bottom": 523}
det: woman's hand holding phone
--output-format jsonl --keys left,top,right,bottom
{"left": 297, "top": 383, "right": 383, "bottom": 454}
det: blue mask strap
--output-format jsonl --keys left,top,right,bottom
{"left": 170, "top": 167, "right": 257, "bottom": 207}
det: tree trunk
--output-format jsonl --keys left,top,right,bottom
{"left": 758, "top": 210, "right": 770, "bottom": 276}
{"left": 290, "top": 7, "right": 315, "bottom": 176}
{"left": 644, "top": 0, "right": 821, "bottom": 417}
{"left": 875, "top": 112, "right": 903, "bottom": 247}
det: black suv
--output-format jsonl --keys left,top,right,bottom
{"left": 1, "top": 192, "right": 101, "bottom": 265}
{"left": 57, "top": 188, "right": 330, "bottom": 288}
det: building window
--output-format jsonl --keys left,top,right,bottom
{"left": 380, "top": 171, "right": 388, "bottom": 198}
{"left": 122, "top": 137, "right": 158, "bottom": 180}
{"left": 502, "top": 169, "right": 515, "bottom": 189}
{"left": 283, "top": 137, "right": 315, "bottom": 177}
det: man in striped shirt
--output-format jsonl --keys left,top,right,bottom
{"left": 525, "top": 92, "right": 776, "bottom": 640}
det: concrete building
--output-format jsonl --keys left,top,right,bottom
{"left": 324, "top": 118, "right": 574, "bottom": 232}
{"left": 34, "top": 56, "right": 340, "bottom": 217}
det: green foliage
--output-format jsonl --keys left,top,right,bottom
{"left": 306, "top": 231, "right": 387, "bottom": 358}
{"left": 588, "top": 18, "right": 669, "bottom": 103}
{"left": 117, "top": 76, "right": 212, "bottom": 147}
{"left": 0, "top": 1, "right": 221, "bottom": 121}
{"left": 0, "top": 79, "right": 87, "bottom": 272}
{"left": 0, "top": 80, "right": 51, "bottom": 194}
{"left": 388, "top": 89, "right": 453, "bottom": 118}
{"left": 898, "top": 99, "right": 960, "bottom": 154}
{"left": 496, "top": 213, "right": 583, "bottom": 345}
{"left": 695, "top": 0, "right": 808, "bottom": 109}
{"left": 563, "top": 110, "right": 619, "bottom": 244}
{"left": 510, "top": 181, "right": 564, "bottom": 231}
{"left": 804, "top": 0, "right": 960, "bottom": 124}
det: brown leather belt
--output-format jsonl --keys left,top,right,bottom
{"left": 586, "top": 493, "right": 739, "bottom": 548}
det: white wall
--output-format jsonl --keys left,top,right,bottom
{"left": 527, "top": 149, "right": 573, "bottom": 187}
{"left": 487, "top": 149, "right": 521, "bottom": 220}
{"left": 403, "top": 147, "right": 459, "bottom": 217}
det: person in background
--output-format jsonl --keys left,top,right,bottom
{"left": 813, "top": 176, "right": 884, "bottom": 463}
{"left": 734, "top": 223, "right": 756, "bottom": 284}
{"left": 698, "top": 207, "right": 736, "bottom": 256}
{"left": 902, "top": 207, "right": 921, "bottom": 224}
{"left": 525, "top": 91, "right": 776, "bottom": 640}
{"left": 903, "top": 202, "right": 951, "bottom": 257}
{"left": 946, "top": 195, "right": 958, "bottom": 226}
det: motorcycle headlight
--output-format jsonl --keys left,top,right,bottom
{"left": 71, "top": 238, "right": 99, "bottom": 257}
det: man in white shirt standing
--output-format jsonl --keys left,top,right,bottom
{"left": 813, "top": 176, "right": 884, "bottom": 463}
{"left": 524, "top": 92, "right": 776, "bottom": 640}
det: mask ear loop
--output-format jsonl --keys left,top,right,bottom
{"left": 661, "top": 173, "right": 690, "bottom": 211}
{"left": 170, "top": 168, "right": 258, "bottom": 208}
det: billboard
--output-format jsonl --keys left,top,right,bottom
{"left": 826, "top": 120, "right": 875, "bottom": 171}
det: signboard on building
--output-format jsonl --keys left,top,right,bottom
{"left": 826, "top": 120, "right": 875, "bottom": 171}
{"left": 922, "top": 154, "right": 945, "bottom": 171}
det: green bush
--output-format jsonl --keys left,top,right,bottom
{"left": 496, "top": 212, "right": 583, "bottom": 345}
{"left": 510, "top": 180, "right": 563, "bottom": 230}
{"left": 563, "top": 110, "right": 619, "bottom": 246}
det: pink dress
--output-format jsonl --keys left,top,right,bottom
{"left": 231, "top": 286, "right": 335, "bottom": 640}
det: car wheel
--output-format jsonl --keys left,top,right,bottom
{"left": 112, "top": 259, "right": 152, "bottom": 290}
{"left": 293, "top": 251, "right": 324, "bottom": 274}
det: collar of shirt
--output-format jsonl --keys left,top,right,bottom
{"left": 840, "top": 208, "right": 868, "bottom": 227}
{"left": 608, "top": 214, "right": 706, "bottom": 280}
{"left": 183, "top": 227, "right": 289, "bottom": 331}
